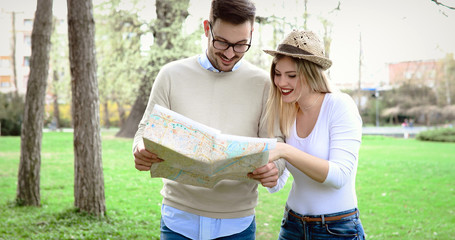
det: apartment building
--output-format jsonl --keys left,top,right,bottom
{"left": 388, "top": 59, "right": 444, "bottom": 88}
{"left": 0, "top": 7, "right": 35, "bottom": 94}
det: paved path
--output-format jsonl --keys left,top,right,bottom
{"left": 44, "top": 126, "right": 433, "bottom": 138}
{"left": 362, "top": 126, "right": 432, "bottom": 138}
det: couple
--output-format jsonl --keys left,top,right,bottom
{"left": 133, "top": 0, "right": 365, "bottom": 239}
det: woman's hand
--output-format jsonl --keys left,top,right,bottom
{"left": 268, "top": 142, "right": 286, "bottom": 162}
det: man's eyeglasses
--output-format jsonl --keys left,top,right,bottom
{"left": 208, "top": 22, "right": 252, "bottom": 53}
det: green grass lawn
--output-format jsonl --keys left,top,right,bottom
{"left": 0, "top": 131, "right": 454, "bottom": 239}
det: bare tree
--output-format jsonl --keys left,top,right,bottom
{"left": 49, "top": 17, "right": 71, "bottom": 130}
{"left": 51, "top": 70, "right": 61, "bottom": 129}
{"left": 431, "top": 0, "right": 455, "bottom": 10}
{"left": 67, "top": 0, "right": 105, "bottom": 215}
{"left": 16, "top": 0, "right": 53, "bottom": 206}
{"left": 10, "top": 11, "right": 18, "bottom": 96}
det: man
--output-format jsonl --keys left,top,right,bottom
{"left": 133, "top": 0, "right": 285, "bottom": 239}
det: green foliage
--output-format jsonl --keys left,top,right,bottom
{"left": 1, "top": 133, "right": 455, "bottom": 239}
{"left": 0, "top": 93, "right": 24, "bottom": 136}
{"left": 143, "top": 0, "right": 201, "bottom": 93}
{"left": 416, "top": 127, "right": 455, "bottom": 142}
{"left": 94, "top": 0, "right": 200, "bottom": 122}
{"left": 95, "top": 0, "right": 146, "bottom": 107}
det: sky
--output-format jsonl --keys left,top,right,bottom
{"left": 323, "top": 0, "right": 455, "bottom": 87}
{"left": 188, "top": 0, "right": 455, "bottom": 87}
{"left": 2, "top": 0, "right": 455, "bottom": 88}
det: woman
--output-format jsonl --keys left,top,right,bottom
{"left": 263, "top": 30, "right": 366, "bottom": 239}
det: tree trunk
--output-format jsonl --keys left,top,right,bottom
{"left": 114, "top": 73, "right": 149, "bottom": 138}
{"left": 16, "top": 0, "right": 53, "bottom": 207}
{"left": 444, "top": 62, "right": 452, "bottom": 105}
{"left": 52, "top": 69, "right": 61, "bottom": 129}
{"left": 115, "top": 99, "right": 126, "bottom": 128}
{"left": 11, "top": 11, "right": 18, "bottom": 96}
{"left": 115, "top": 0, "right": 190, "bottom": 138}
{"left": 67, "top": 0, "right": 105, "bottom": 215}
{"left": 103, "top": 101, "right": 110, "bottom": 129}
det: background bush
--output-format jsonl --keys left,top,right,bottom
{"left": 416, "top": 127, "right": 455, "bottom": 142}
{"left": 44, "top": 102, "right": 130, "bottom": 129}
{"left": 0, "top": 93, "right": 24, "bottom": 136}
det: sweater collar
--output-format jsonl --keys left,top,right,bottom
{"left": 198, "top": 51, "right": 242, "bottom": 73}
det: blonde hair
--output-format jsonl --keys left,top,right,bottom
{"left": 265, "top": 55, "right": 332, "bottom": 138}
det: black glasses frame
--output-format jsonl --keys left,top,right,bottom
{"left": 208, "top": 22, "right": 252, "bottom": 53}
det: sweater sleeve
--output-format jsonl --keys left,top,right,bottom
{"left": 323, "top": 94, "right": 362, "bottom": 189}
{"left": 132, "top": 64, "right": 171, "bottom": 154}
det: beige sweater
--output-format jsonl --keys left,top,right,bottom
{"left": 133, "top": 56, "right": 284, "bottom": 218}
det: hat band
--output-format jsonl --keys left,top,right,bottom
{"left": 277, "top": 44, "right": 314, "bottom": 56}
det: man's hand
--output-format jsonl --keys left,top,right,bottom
{"left": 133, "top": 141, "right": 163, "bottom": 171}
{"left": 248, "top": 162, "right": 279, "bottom": 188}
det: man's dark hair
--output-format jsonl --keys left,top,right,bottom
{"left": 209, "top": 0, "right": 256, "bottom": 25}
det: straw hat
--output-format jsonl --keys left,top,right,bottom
{"left": 264, "top": 30, "right": 332, "bottom": 70}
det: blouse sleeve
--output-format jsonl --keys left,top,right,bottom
{"left": 267, "top": 167, "right": 290, "bottom": 193}
{"left": 323, "top": 94, "right": 362, "bottom": 189}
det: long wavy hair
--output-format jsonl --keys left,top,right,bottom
{"left": 265, "top": 54, "right": 333, "bottom": 138}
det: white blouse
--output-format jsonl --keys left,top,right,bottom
{"left": 268, "top": 92, "right": 362, "bottom": 215}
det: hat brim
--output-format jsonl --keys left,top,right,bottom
{"left": 263, "top": 49, "right": 332, "bottom": 71}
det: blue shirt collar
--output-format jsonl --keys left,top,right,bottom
{"left": 198, "top": 51, "right": 242, "bottom": 72}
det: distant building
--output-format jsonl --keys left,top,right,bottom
{"left": 336, "top": 59, "right": 449, "bottom": 91}
{"left": 0, "top": 8, "right": 34, "bottom": 94}
{"left": 388, "top": 59, "right": 443, "bottom": 88}
{"left": 0, "top": 6, "right": 68, "bottom": 97}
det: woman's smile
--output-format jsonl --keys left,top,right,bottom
{"left": 281, "top": 88, "right": 294, "bottom": 96}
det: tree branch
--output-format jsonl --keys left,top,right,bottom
{"left": 431, "top": 0, "right": 455, "bottom": 10}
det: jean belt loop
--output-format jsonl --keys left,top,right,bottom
{"left": 284, "top": 206, "right": 289, "bottom": 220}
{"left": 321, "top": 214, "right": 325, "bottom": 225}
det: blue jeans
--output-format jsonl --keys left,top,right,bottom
{"left": 160, "top": 217, "right": 256, "bottom": 240}
{"left": 278, "top": 207, "right": 365, "bottom": 240}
